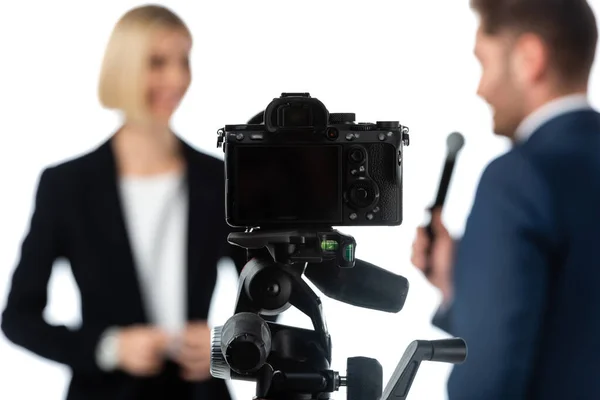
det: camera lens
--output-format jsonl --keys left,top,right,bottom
{"left": 349, "top": 148, "right": 366, "bottom": 164}
{"left": 326, "top": 127, "right": 339, "bottom": 140}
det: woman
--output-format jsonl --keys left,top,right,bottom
{"left": 1, "top": 5, "right": 245, "bottom": 400}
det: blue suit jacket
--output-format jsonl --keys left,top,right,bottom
{"left": 434, "top": 109, "right": 600, "bottom": 399}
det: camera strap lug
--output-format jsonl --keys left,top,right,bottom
{"left": 401, "top": 126, "right": 410, "bottom": 146}
{"left": 217, "top": 128, "right": 225, "bottom": 148}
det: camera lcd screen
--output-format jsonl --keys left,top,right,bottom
{"left": 233, "top": 145, "right": 342, "bottom": 225}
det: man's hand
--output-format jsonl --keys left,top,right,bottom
{"left": 175, "top": 321, "right": 212, "bottom": 381}
{"left": 117, "top": 326, "right": 169, "bottom": 376}
{"left": 411, "top": 208, "right": 455, "bottom": 305}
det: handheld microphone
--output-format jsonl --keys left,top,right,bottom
{"left": 304, "top": 259, "right": 409, "bottom": 313}
{"left": 424, "top": 132, "right": 465, "bottom": 276}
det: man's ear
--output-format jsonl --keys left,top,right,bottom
{"left": 511, "top": 33, "right": 549, "bottom": 86}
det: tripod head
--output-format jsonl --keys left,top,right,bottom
{"left": 209, "top": 228, "right": 466, "bottom": 399}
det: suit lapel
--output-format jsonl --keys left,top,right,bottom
{"left": 88, "top": 139, "right": 148, "bottom": 323}
{"left": 182, "top": 141, "right": 213, "bottom": 319}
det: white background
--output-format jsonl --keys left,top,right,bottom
{"left": 1, "top": 1, "right": 599, "bottom": 399}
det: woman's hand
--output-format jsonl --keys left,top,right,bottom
{"left": 175, "top": 321, "right": 212, "bottom": 381}
{"left": 117, "top": 325, "right": 169, "bottom": 376}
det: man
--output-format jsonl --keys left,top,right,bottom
{"left": 411, "top": 0, "right": 600, "bottom": 399}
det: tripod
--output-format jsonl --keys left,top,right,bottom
{"left": 210, "top": 228, "right": 467, "bottom": 399}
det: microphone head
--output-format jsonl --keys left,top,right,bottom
{"left": 446, "top": 132, "right": 465, "bottom": 157}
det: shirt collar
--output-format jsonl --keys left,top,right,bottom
{"left": 514, "top": 93, "right": 592, "bottom": 143}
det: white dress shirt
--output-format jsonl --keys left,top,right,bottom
{"left": 96, "top": 170, "right": 188, "bottom": 371}
{"left": 514, "top": 93, "right": 592, "bottom": 143}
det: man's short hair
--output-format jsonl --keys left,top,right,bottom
{"left": 471, "top": 0, "right": 598, "bottom": 85}
{"left": 98, "top": 5, "right": 192, "bottom": 122}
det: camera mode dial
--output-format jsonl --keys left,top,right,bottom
{"left": 376, "top": 121, "right": 400, "bottom": 129}
{"left": 329, "top": 113, "right": 356, "bottom": 124}
{"left": 350, "top": 123, "right": 377, "bottom": 131}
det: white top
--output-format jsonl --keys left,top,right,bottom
{"left": 119, "top": 170, "right": 188, "bottom": 334}
{"left": 96, "top": 170, "right": 188, "bottom": 370}
{"left": 514, "top": 93, "right": 592, "bottom": 143}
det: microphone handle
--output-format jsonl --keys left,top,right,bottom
{"left": 433, "top": 158, "right": 456, "bottom": 208}
{"left": 424, "top": 216, "right": 435, "bottom": 277}
{"left": 424, "top": 157, "right": 456, "bottom": 276}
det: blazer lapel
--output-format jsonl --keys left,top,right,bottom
{"left": 88, "top": 139, "right": 148, "bottom": 324}
{"left": 181, "top": 141, "right": 214, "bottom": 319}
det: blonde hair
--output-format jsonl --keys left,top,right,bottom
{"left": 98, "top": 5, "right": 192, "bottom": 122}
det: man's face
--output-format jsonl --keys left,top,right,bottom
{"left": 474, "top": 25, "right": 527, "bottom": 138}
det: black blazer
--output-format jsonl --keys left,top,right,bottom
{"left": 1, "top": 137, "right": 247, "bottom": 400}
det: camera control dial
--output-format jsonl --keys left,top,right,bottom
{"left": 329, "top": 113, "right": 356, "bottom": 124}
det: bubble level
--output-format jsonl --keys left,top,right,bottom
{"left": 344, "top": 244, "right": 355, "bottom": 262}
{"left": 321, "top": 240, "right": 339, "bottom": 251}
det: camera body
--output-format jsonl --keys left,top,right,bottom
{"left": 217, "top": 93, "right": 409, "bottom": 229}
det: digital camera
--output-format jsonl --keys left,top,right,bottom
{"left": 217, "top": 93, "right": 410, "bottom": 229}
